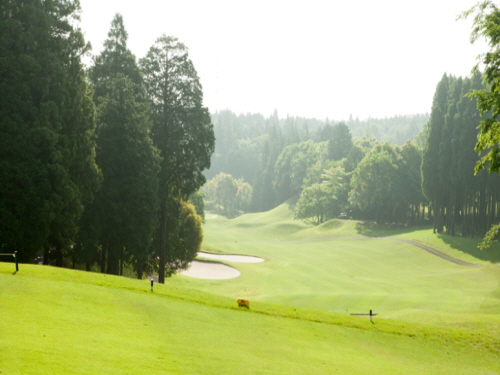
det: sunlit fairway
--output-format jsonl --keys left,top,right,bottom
{"left": 1, "top": 263, "right": 499, "bottom": 374}
{"left": 2, "top": 204, "right": 500, "bottom": 374}
{"left": 172, "top": 204, "right": 500, "bottom": 333}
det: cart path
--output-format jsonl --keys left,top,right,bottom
{"left": 377, "top": 237, "right": 483, "bottom": 267}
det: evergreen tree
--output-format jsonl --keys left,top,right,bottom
{"left": 422, "top": 75, "right": 449, "bottom": 233}
{"left": 140, "top": 35, "right": 215, "bottom": 283}
{"left": 421, "top": 72, "right": 500, "bottom": 237}
{"left": 83, "top": 14, "right": 160, "bottom": 277}
{"left": 0, "top": 0, "right": 99, "bottom": 263}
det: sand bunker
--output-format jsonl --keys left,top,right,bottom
{"left": 198, "top": 252, "right": 264, "bottom": 263}
{"left": 179, "top": 260, "right": 241, "bottom": 279}
{"left": 179, "top": 252, "right": 264, "bottom": 279}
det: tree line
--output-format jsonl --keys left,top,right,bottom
{"left": 204, "top": 71, "right": 500, "bottom": 238}
{"left": 204, "top": 118, "right": 427, "bottom": 226}
{"left": 0, "top": 2, "right": 214, "bottom": 283}
{"left": 206, "top": 110, "right": 428, "bottom": 187}
{"left": 422, "top": 73, "right": 500, "bottom": 237}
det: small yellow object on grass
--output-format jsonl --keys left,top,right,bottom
{"left": 237, "top": 299, "right": 249, "bottom": 308}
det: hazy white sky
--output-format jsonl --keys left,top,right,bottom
{"left": 78, "top": 0, "right": 486, "bottom": 121}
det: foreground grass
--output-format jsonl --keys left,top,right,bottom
{"left": 1, "top": 263, "right": 499, "bottom": 374}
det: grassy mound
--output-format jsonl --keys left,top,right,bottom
{"left": 1, "top": 263, "right": 499, "bottom": 374}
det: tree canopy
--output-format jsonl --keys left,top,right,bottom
{"left": 82, "top": 14, "right": 161, "bottom": 277}
{"left": 140, "top": 35, "right": 214, "bottom": 283}
{"left": 0, "top": 0, "right": 99, "bottom": 263}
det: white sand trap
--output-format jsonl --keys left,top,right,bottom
{"left": 179, "top": 260, "right": 241, "bottom": 279}
{"left": 198, "top": 252, "right": 264, "bottom": 263}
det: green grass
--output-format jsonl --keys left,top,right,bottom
{"left": 173, "top": 206, "right": 500, "bottom": 319}
{"left": 355, "top": 221, "right": 500, "bottom": 265}
{"left": 1, "top": 263, "right": 499, "bottom": 374}
{"left": 3, "top": 204, "right": 500, "bottom": 373}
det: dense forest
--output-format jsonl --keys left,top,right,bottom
{"left": 206, "top": 111, "right": 428, "bottom": 187}
{"left": 203, "top": 114, "right": 428, "bottom": 225}
{"left": 0, "top": 3, "right": 213, "bottom": 282}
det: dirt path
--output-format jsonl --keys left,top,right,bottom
{"left": 377, "top": 237, "right": 483, "bottom": 267}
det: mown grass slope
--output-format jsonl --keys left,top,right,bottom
{"left": 1, "top": 263, "right": 499, "bottom": 374}
{"left": 171, "top": 204, "right": 500, "bottom": 338}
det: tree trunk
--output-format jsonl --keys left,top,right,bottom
{"left": 137, "top": 263, "right": 143, "bottom": 280}
{"left": 55, "top": 244, "right": 63, "bottom": 267}
{"left": 106, "top": 251, "right": 119, "bottom": 275}
{"left": 158, "top": 203, "right": 166, "bottom": 284}
{"left": 43, "top": 246, "right": 49, "bottom": 265}
{"left": 101, "top": 246, "right": 106, "bottom": 273}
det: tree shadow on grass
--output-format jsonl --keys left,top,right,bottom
{"left": 436, "top": 233, "right": 500, "bottom": 263}
{"left": 355, "top": 221, "right": 431, "bottom": 238}
{"left": 355, "top": 222, "right": 500, "bottom": 264}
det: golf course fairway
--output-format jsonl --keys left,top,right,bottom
{"left": 2, "top": 204, "right": 499, "bottom": 374}
{"left": 1, "top": 263, "right": 499, "bottom": 374}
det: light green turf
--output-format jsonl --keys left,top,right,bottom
{"left": 1, "top": 263, "right": 499, "bottom": 374}
{"left": 170, "top": 205, "right": 500, "bottom": 318}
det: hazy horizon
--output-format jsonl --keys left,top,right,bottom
{"left": 79, "top": 0, "right": 485, "bottom": 122}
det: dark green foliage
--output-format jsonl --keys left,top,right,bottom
{"left": 460, "top": 1, "right": 500, "bottom": 244}
{"left": 141, "top": 35, "right": 215, "bottom": 282}
{"left": 349, "top": 145, "right": 399, "bottom": 224}
{"left": 462, "top": 1, "right": 500, "bottom": 173}
{"left": 0, "top": 0, "right": 99, "bottom": 263}
{"left": 421, "top": 75, "right": 449, "bottom": 232}
{"left": 274, "top": 141, "right": 320, "bottom": 204}
{"left": 80, "top": 14, "right": 160, "bottom": 277}
{"left": 150, "top": 197, "right": 203, "bottom": 278}
{"left": 295, "top": 166, "right": 349, "bottom": 225}
{"left": 89, "top": 14, "right": 143, "bottom": 102}
{"left": 421, "top": 73, "right": 500, "bottom": 236}
{"left": 93, "top": 76, "right": 160, "bottom": 276}
{"left": 349, "top": 142, "right": 426, "bottom": 224}
{"left": 189, "top": 191, "right": 206, "bottom": 222}
{"left": 141, "top": 35, "right": 214, "bottom": 199}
